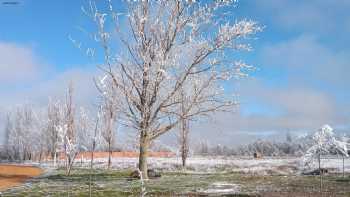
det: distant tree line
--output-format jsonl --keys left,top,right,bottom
{"left": 193, "top": 133, "right": 350, "bottom": 157}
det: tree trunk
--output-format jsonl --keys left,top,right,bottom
{"left": 180, "top": 118, "right": 189, "bottom": 169}
{"left": 343, "top": 156, "right": 345, "bottom": 178}
{"left": 66, "top": 156, "right": 69, "bottom": 175}
{"left": 318, "top": 153, "right": 321, "bottom": 172}
{"left": 53, "top": 151, "right": 57, "bottom": 168}
{"left": 108, "top": 141, "right": 112, "bottom": 169}
{"left": 89, "top": 150, "right": 94, "bottom": 197}
{"left": 66, "top": 156, "right": 75, "bottom": 176}
{"left": 318, "top": 154, "right": 322, "bottom": 193}
{"left": 139, "top": 134, "right": 149, "bottom": 179}
{"left": 66, "top": 156, "right": 71, "bottom": 176}
{"left": 91, "top": 151, "right": 94, "bottom": 170}
{"left": 182, "top": 155, "right": 186, "bottom": 168}
{"left": 179, "top": 89, "right": 189, "bottom": 170}
{"left": 39, "top": 150, "right": 43, "bottom": 164}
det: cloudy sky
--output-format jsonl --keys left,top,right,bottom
{"left": 0, "top": 0, "right": 349, "bottom": 146}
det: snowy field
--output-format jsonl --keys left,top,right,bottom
{"left": 38, "top": 156, "right": 350, "bottom": 175}
{"left": 2, "top": 156, "right": 349, "bottom": 196}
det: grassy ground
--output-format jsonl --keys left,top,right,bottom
{"left": 1, "top": 168, "right": 350, "bottom": 197}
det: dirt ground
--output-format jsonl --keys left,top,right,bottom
{"left": 0, "top": 164, "right": 43, "bottom": 191}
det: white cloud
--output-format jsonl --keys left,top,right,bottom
{"left": 252, "top": 0, "right": 350, "bottom": 36}
{"left": 261, "top": 35, "right": 350, "bottom": 88}
{"left": 189, "top": 77, "right": 350, "bottom": 146}
{"left": 0, "top": 41, "right": 99, "bottom": 110}
{"left": 0, "top": 42, "right": 48, "bottom": 84}
{"left": 199, "top": 32, "right": 350, "bottom": 145}
{"left": 0, "top": 67, "right": 99, "bottom": 110}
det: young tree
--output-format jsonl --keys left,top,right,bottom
{"left": 303, "top": 125, "right": 349, "bottom": 191}
{"left": 57, "top": 84, "right": 79, "bottom": 176}
{"left": 31, "top": 109, "right": 48, "bottom": 163}
{"left": 96, "top": 75, "right": 119, "bottom": 169}
{"left": 46, "top": 99, "right": 64, "bottom": 167}
{"left": 86, "top": 0, "right": 261, "bottom": 178}
{"left": 75, "top": 106, "right": 102, "bottom": 196}
{"left": 89, "top": 115, "right": 100, "bottom": 197}
{"left": 303, "top": 125, "right": 349, "bottom": 169}
{"left": 339, "top": 134, "right": 349, "bottom": 178}
{"left": 89, "top": 108, "right": 103, "bottom": 167}
{"left": 76, "top": 107, "right": 93, "bottom": 153}
{"left": 102, "top": 101, "right": 117, "bottom": 169}
{"left": 16, "top": 105, "right": 35, "bottom": 161}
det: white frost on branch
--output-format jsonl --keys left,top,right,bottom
{"left": 303, "top": 124, "right": 349, "bottom": 168}
{"left": 84, "top": 0, "right": 262, "bottom": 178}
{"left": 57, "top": 124, "right": 77, "bottom": 161}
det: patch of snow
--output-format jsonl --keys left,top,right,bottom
{"left": 200, "top": 182, "right": 240, "bottom": 194}
{"left": 34, "top": 156, "right": 350, "bottom": 175}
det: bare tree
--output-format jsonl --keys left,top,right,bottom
{"left": 96, "top": 76, "right": 119, "bottom": 169}
{"left": 77, "top": 107, "right": 93, "bottom": 153}
{"left": 57, "top": 83, "right": 79, "bottom": 176}
{"left": 89, "top": 115, "right": 99, "bottom": 197}
{"left": 47, "top": 99, "right": 63, "bottom": 167}
{"left": 102, "top": 100, "right": 117, "bottom": 169}
{"left": 33, "top": 110, "right": 48, "bottom": 163}
{"left": 4, "top": 113, "right": 14, "bottom": 160}
{"left": 85, "top": 0, "right": 261, "bottom": 178}
{"left": 85, "top": 107, "right": 101, "bottom": 196}
{"left": 4, "top": 104, "right": 47, "bottom": 162}
{"left": 86, "top": 106, "right": 104, "bottom": 170}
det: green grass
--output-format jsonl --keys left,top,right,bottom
{"left": 1, "top": 169, "right": 350, "bottom": 197}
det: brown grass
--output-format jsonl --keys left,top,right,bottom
{"left": 0, "top": 164, "right": 43, "bottom": 191}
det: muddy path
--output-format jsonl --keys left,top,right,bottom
{"left": 0, "top": 164, "right": 43, "bottom": 191}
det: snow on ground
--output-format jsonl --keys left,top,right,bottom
{"left": 199, "top": 182, "right": 241, "bottom": 194}
{"left": 40, "top": 156, "right": 350, "bottom": 175}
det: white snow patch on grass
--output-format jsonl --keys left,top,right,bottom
{"left": 200, "top": 182, "right": 241, "bottom": 194}
{"left": 34, "top": 156, "right": 350, "bottom": 175}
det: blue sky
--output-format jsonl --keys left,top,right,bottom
{"left": 0, "top": 0, "right": 349, "bottom": 145}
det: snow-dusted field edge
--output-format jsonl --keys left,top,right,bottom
{"left": 35, "top": 156, "right": 350, "bottom": 175}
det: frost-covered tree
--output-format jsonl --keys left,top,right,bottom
{"left": 89, "top": 107, "right": 103, "bottom": 169}
{"left": 57, "top": 84, "right": 79, "bottom": 176}
{"left": 4, "top": 104, "right": 47, "bottom": 162}
{"left": 76, "top": 106, "right": 104, "bottom": 168}
{"left": 303, "top": 125, "right": 349, "bottom": 169}
{"left": 76, "top": 107, "right": 93, "bottom": 152}
{"left": 46, "top": 98, "right": 64, "bottom": 167}
{"left": 84, "top": 0, "right": 261, "bottom": 178}
{"left": 303, "top": 125, "right": 349, "bottom": 191}
{"left": 96, "top": 75, "right": 119, "bottom": 169}
{"left": 340, "top": 134, "right": 350, "bottom": 178}
{"left": 32, "top": 110, "right": 48, "bottom": 163}
{"left": 3, "top": 113, "right": 14, "bottom": 160}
